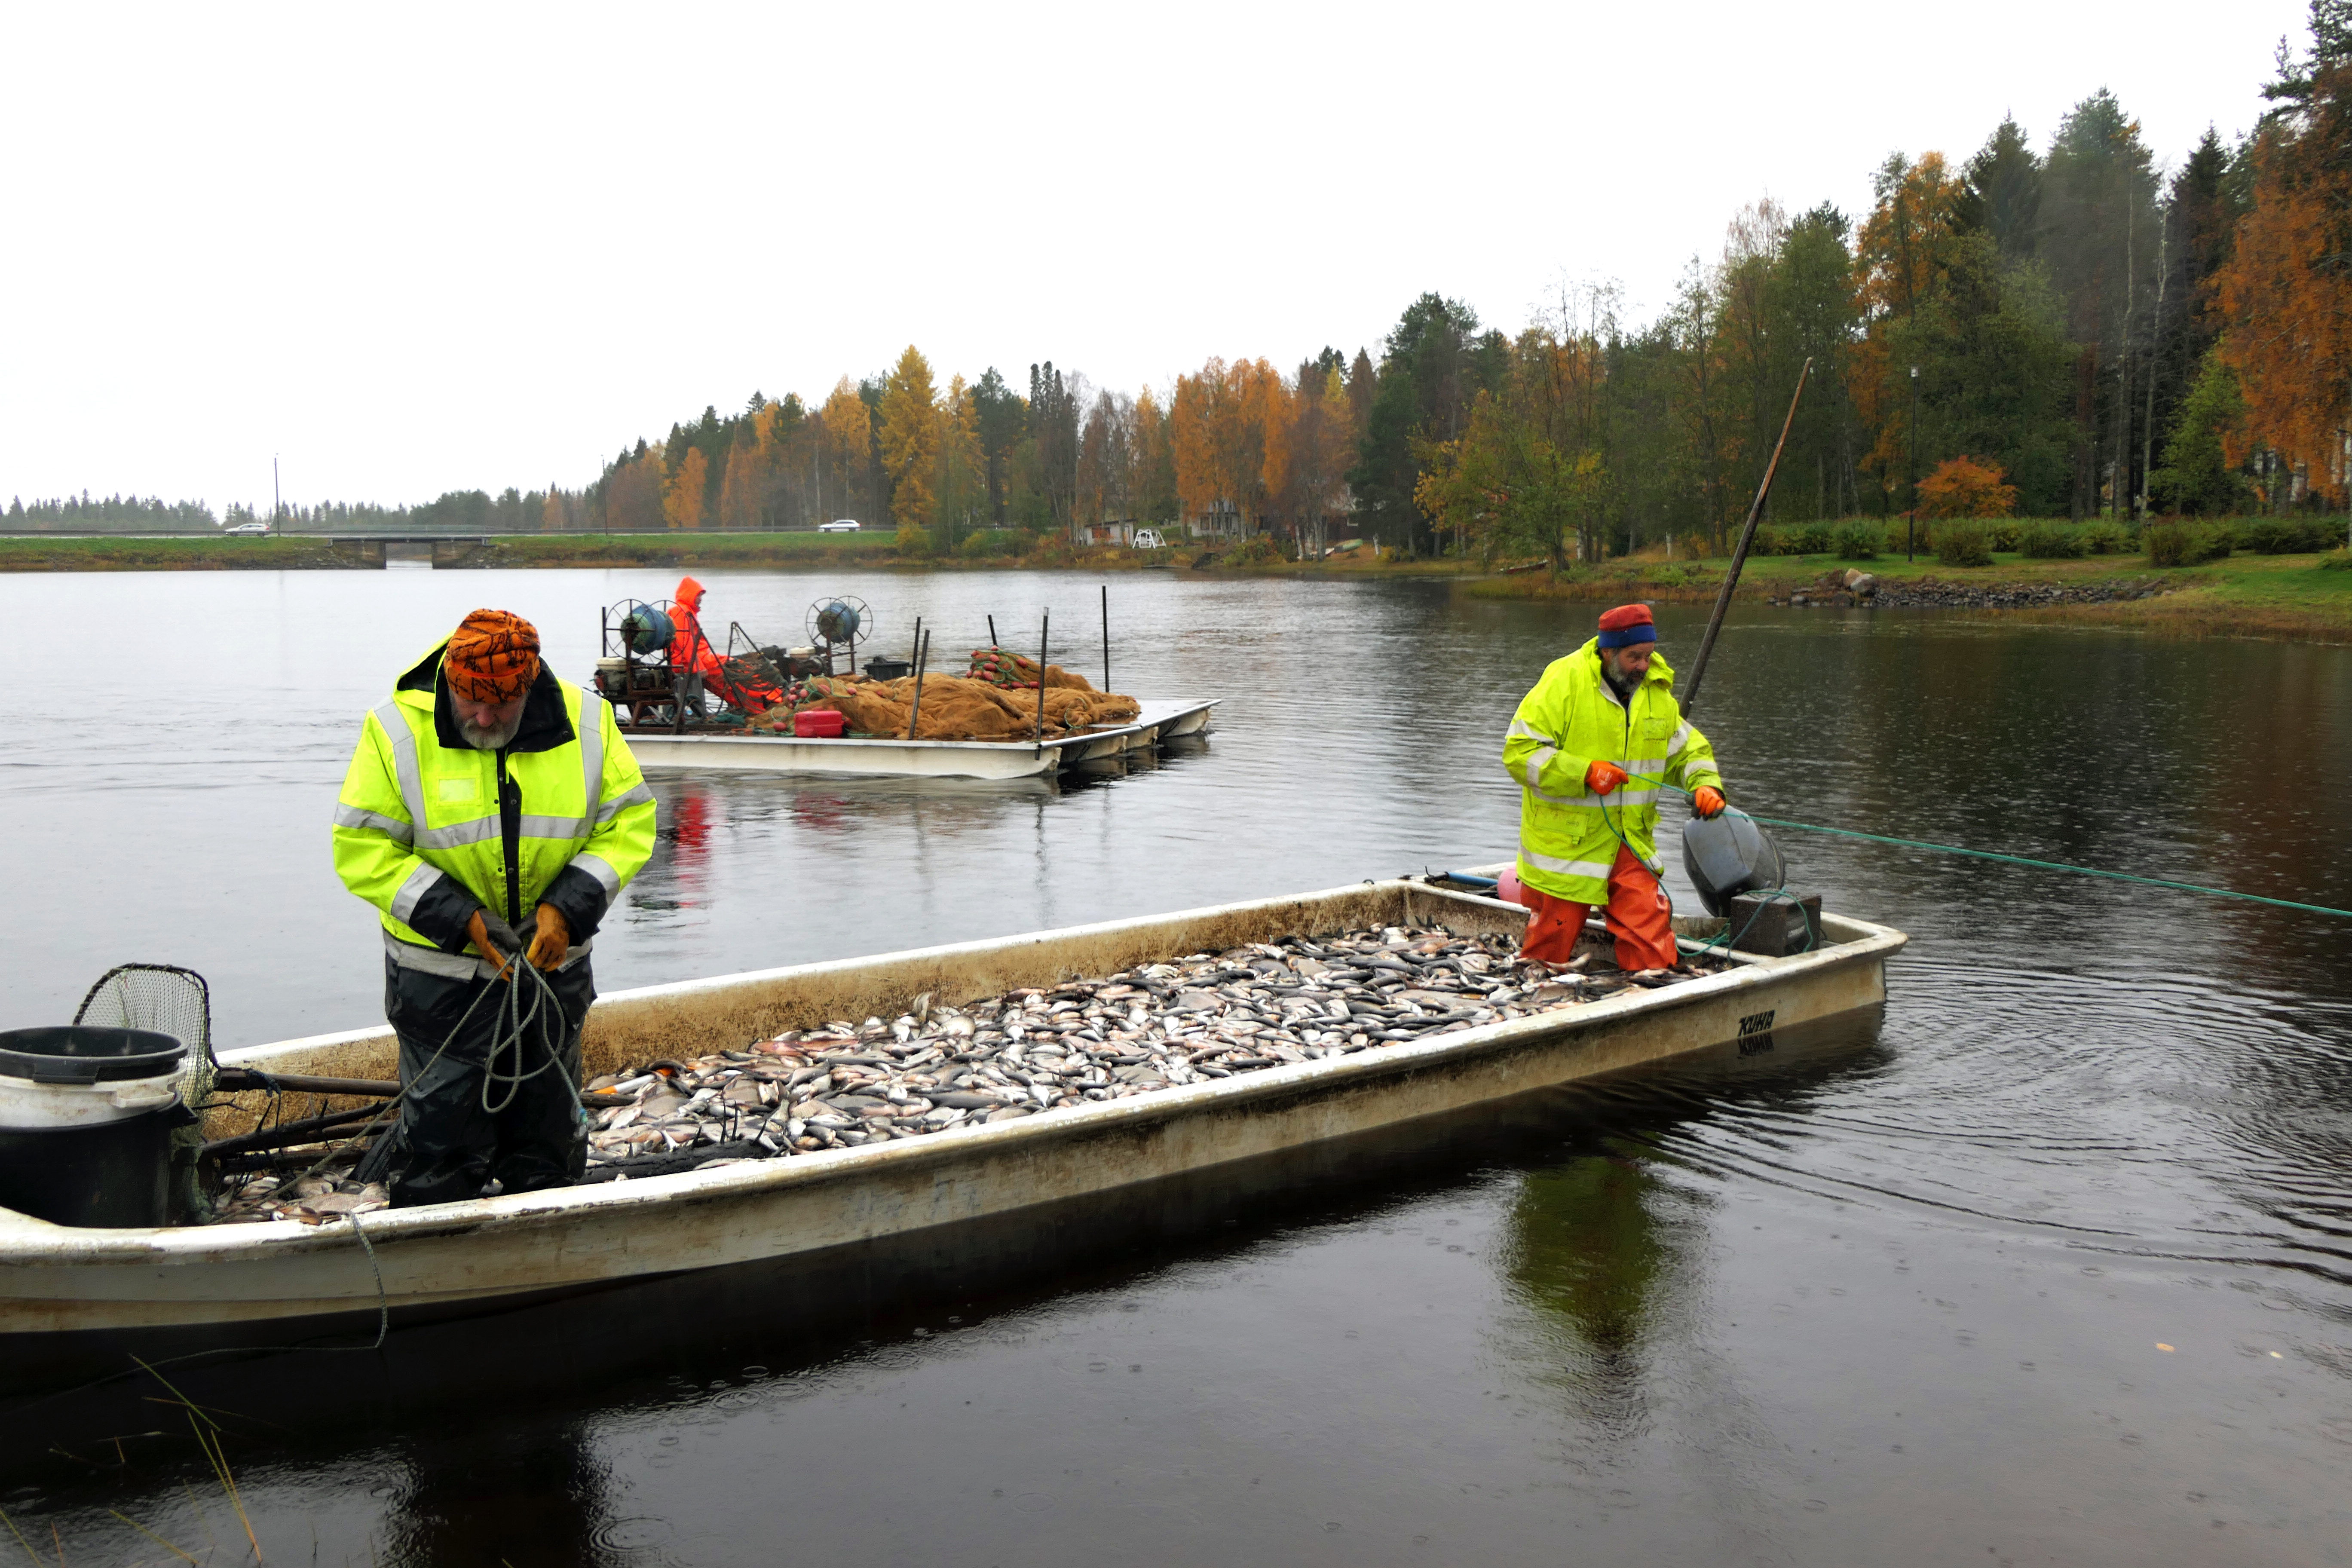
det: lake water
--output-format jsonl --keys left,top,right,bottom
{"left": 4, "top": 567, "right": 2349, "bottom": 1565}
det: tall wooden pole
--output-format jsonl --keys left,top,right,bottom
{"left": 1682, "top": 358, "right": 1811, "bottom": 717}
{"left": 1033, "top": 614, "right": 1050, "bottom": 758}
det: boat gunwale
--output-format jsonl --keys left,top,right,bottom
{"left": 0, "top": 881, "right": 1903, "bottom": 1267}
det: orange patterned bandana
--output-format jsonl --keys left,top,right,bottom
{"left": 444, "top": 609, "right": 542, "bottom": 702}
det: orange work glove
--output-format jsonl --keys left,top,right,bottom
{"left": 466, "top": 909, "right": 519, "bottom": 979}
{"left": 527, "top": 903, "right": 571, "bottom": 971}
{"left": 1692, "top": 785, "right": 1727, "bottom": 818}
{"left": 1584, "top": 760, "right": 1629, "bottom": 795}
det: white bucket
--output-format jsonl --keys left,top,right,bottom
{"left": 0, "top": 1074, "right": 179, "bottom": 1130}
{"left": 0, "top": 1026, "right": 188, "bottom": 1130}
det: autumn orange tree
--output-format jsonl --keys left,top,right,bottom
{"left": 2215, "top": 28, "right": 2352, "bottom": 508}
{"left": 878, "top": 346, "right": 941, "bottom": 540}
{"left": 1915, "top": 455, "right": 2018, "bottom": 518}
{"left": 817, "top": 378, "right": 871, "bottom": 524}
{"left": 661, "top": 449, "right": 706, "bottom": 529}
{"left": 1851, "top": 152, "right": 1963, "bottom": 508}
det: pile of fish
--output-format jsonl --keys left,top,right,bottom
{"left": 214, "top": 1173, "right": 389, "bottom": 1225}
{"left": 194, "top": 925, "right": 1717, "bottom": 1213}
{"left": 580, "top": 924, "right": 1716, "bottom": 1175}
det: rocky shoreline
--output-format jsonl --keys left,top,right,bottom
{"left": 1770, "top": 569, "right": 2172, "bottom": 610}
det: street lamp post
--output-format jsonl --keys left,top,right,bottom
{"left": 1906, "top": 366, "right": 1920, "bottom": 562}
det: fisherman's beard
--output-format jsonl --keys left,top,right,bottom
{"left": 460, "top": 712, "right": 522, "bottom": 751}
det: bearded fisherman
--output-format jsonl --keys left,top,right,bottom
{"left": 1501, "top": 603, "right": 1728, "bottom": 971}
{"left": 332, "top": 609, "right": 657, "bottom": 1207}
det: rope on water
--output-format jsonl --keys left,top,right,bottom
{"left": 1601, "top": 770, "right": 2352, "bottom": 923}
{"left": 1730, "top": 811, "right": 2352, "bottom": 922}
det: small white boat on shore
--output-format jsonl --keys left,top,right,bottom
{"left": 622, "top": 697, "right": 1218, "bottom": 779}
{"left": 0, "top": 876, "right": 1902, "bottom": 1346}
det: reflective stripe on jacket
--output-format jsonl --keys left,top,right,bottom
{"left": 1500, "top": 639, "right": 1722, "bottom": 906}
{"left": 332, "top": 644, "right": 658, "bottom": 978}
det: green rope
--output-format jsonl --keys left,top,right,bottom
{"left": 1733, "top": 812, "right": 2352, "bottom": 921}
{"left": 1610, "top": 771, "right": 2352, "bottom": 922}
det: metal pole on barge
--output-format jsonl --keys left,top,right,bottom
{"left": 1101, "top": 584, "right": 1110, "bottom": 693}
{"left": 1681, "top": 357, "right": 1810, "bottom": 717}
{"left": 1034, "top": 613, "right": 1050, "bottom": 758}
{"left": 905, "top": 629, "right": 931, "bottom": 738}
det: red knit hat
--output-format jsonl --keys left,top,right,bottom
{"left": 1596, "top": 603, "right": 1656, "bottom": 649}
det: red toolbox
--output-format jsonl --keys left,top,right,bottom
{"left": 791, "top": 709, "right": 847, "bottom": 738}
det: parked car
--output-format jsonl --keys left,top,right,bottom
{"left": 222, "top": 522, "right": 270, "bottom": 536}
{"left": 818, "top": 518, "right": 861, "bottom": 533}
{"left": 1132, "top": 527, "right": 1166, "bottom": 550}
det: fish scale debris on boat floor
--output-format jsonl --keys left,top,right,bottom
{"left": 202, "top": 925, "right": 1722, "bottom": 1218}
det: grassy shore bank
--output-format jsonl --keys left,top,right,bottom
{"left": 0, "top": 531, "right": 910, "bottom": 573}
{"left": 1461, "top": 548, "right": 2352, "bottom": 641}
{"left": 8, "top": 530, "right": 2346, "bottom": 642}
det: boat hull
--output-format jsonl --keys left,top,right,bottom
{"left": 0, "top": 880, "right": 1903, "bottom": 1339}
{"left": 620, "top": 697, "right": 1216, "bottom": 778}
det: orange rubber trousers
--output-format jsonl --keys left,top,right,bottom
{"left": 1516, "top": 844, "right": 1679, "bottom": 971}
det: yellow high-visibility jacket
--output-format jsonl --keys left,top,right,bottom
{"left": 1501, "top": 640, "right": 1722, "bottom": 905}
{"left": 332, "top": 643, "right": 658, "bottom": 979}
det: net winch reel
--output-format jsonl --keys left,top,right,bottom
{"left": 804, "top": 595, "right": 871, "bottom": 677}
{"left": 599, "top": 597, "right": 704, "bottom": 732}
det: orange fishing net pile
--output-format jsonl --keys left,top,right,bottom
{"left": 746, "top": 660, "right": 1140, "bottom": 742}
{"left": 966, "top": 647, "right": 1101, "bottom": 692}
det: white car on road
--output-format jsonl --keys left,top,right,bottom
{"left": 818, "top": 519, "right": 861, "bottom": 533}
{"left": 222, "top": 522, "right": 270, "bottom": 536}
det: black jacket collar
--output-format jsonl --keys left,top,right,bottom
{"left": 397, "top": 642, "right": 574, "bottom": 755}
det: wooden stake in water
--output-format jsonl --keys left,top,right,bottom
{"left": 1101, "top": 584, "right": 1110, "bottom": 692}
{"left": 1683, "top": 357, "right": 1810, "bottom": 717}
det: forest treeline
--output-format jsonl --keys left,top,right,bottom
{"left": 14, "top": 6, "right": 2352, "bottom": 564}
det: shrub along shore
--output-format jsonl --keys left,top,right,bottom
{"left": 5, "top": 522, "right": 2347, "bottom": 642}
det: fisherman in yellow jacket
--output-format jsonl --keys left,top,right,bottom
{"left": 1501, "top": 603, "right": 1727, "bottom": 971}
{"left": 332, "top": 609, "right": 657, "bottom": 1206}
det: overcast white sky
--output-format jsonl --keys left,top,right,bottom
{"left": 0, "top": 1, "right": 2311, "bottom": 514}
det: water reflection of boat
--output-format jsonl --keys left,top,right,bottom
{"left": 0, "top": 881, "right": 1902, "bottom": 1360}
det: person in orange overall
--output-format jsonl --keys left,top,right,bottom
{"left": 668, "top": 576, "right": 781, "bottom": 713}
{"left": 1500, "top": 603, "right": 1728, "bottom": 971}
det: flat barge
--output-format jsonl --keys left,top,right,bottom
{"left": 621, "top": 697, "right": 1218, "bottom": 779}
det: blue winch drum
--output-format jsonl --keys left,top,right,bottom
{"left": 621, "top": 606, "right": 675, "bottom": 657}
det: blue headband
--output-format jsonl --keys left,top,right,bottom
{"left": 1596, "top": 623, "right": 1657, "bottom": 650}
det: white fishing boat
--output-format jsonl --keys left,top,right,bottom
{"left": 0, "top": 876, "right": 1903, "bottom": 1341}
{"left": 621, "top": 697, "right": 1218, "bottom": 779}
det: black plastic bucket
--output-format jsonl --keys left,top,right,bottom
{"left": 0, "top": 1026, "right": 186, "bottom": 1087}
{"left": 0, "top": 1101, "right": 181, "bottom": 1227}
